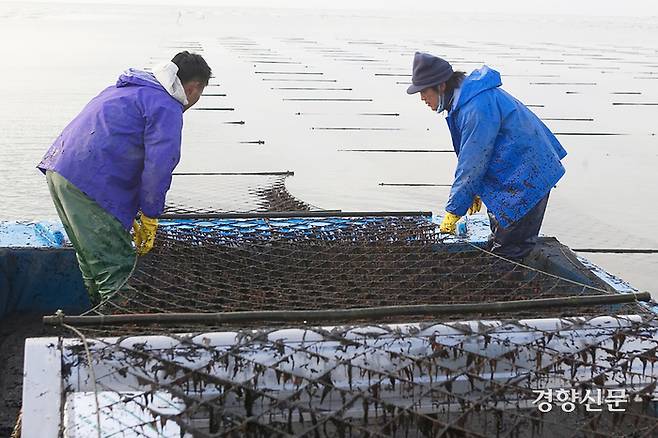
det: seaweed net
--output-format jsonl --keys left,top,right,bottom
{"left": 164, "top": 173, "right": 315, "bottom": 215}
{"left": 86, "top": 215, "right": 641, "bottom": 324}
{"left": 61, "top": 315, "right": 658, "bottom": 437}
{"left": 47, "top": 173, "right": 658, "bottom": 436}
{"left": 53, "top": 214, "right": 658, "bottom": 437}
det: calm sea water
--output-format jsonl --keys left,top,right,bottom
{"left": 1, "top": 2, "right": 656, "bottom": 292}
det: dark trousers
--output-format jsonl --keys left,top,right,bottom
{"left": 487, "top": 193, "right": 550, "bottom": 261}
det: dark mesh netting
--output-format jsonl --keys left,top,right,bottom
{"left": 164, "top": 173, "right": 315, "bottom": 214}
{"left": 46, "top": 178, "right": 658, "bottom": 437}
{"left": 60, "top": 314, "right": 658, "bottom": 437}
{"left": 82, "top": 215, "right": 643, "bottom": 324}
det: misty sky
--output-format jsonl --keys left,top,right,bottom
{"left": 12, "top": 0, "right": 658, "bottom": 17}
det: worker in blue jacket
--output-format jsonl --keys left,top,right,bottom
{"left": 407, "top": 52, "right": 567, "bottom": 260}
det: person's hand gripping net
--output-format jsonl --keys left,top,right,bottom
{"left": 440, "top": 196, "right": 482, "bottom": 235}
{"left": 439, "top": 212, "right": 461, "bottom": 234}
{"left": 132, "top": 212, "right": 158, "bottom": 255}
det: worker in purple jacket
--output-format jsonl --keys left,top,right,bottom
{"left": 37, "top": 51, "right": 211, "bottom": 304}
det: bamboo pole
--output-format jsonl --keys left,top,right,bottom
{"left": 159, "top": 211, "right": 431, "bottom": 220}
{"left": 43, "top": 292, "right": 652, "bottom": 327}
{"left": 572, "top": 248, "right": 658, "bottom": 254}
{"left": 172, "top": 171, "right": 294, "bottom": 176}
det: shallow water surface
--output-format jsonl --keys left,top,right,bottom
{"left": 1, "top": 2, "right": 656, "bottom": 292}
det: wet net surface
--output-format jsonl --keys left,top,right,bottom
{"left": 83, "top": 216, "right": 644, "bottom": 325}
{"left": 164, "top": 173, "right": 315, "bottom": 215}
{"left": 62, "top": 315, "right": 658, "bottom": 437}
{"left": 55, "top": 215, "right": 658, "bottom": 436}
{"left": 54, "top": 186, "right": 658, "bottom": 436}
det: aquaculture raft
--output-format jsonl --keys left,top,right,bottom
{"left": 8, "top": 173, "right": 658, "bottom": 437}
{"left": 20, "top": 213, "right": 658, "bottom": 438}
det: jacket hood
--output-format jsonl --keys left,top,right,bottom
{"left": 116, "top": 68, "right": 165, "bottom": 90}
{"left": 452, "top": 65, "right": 502, "bottom": 111}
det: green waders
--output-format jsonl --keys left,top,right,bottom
{"left": 46, "top": 170, "right": 136, "bottom": 304}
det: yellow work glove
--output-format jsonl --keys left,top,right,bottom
{"left": 439, "top": 212, "right": 461, "bottom": 234}
{"left": 467, "top": 196, "right": 482, "bottom": 215}
{"left": 132, "top": 213, "right": 158, "bottom": 256}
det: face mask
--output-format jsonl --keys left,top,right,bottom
{"left": 436, "top": 92, "right": 446, "bottom": 114}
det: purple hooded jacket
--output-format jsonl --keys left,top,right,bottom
{"left": 38, "top": 69, "right": 183, "bottom": 230}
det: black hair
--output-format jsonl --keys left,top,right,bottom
{"left": 445, "top": 71, "right": 466, "bottom": 94}
{"left": 171, "top": 51, "right": 212, "bottom": 86}
{"left": 434, "top": 71, "right": 466, "bottom": 95}
{"left": 432, "top": 71, "right": 466, "bottom": 111}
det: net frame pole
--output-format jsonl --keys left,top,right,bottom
{"left": 172, "top": 171, "right": 295, "bottom": 176}
{"left": 44, "top": 291, "right": 651, "bottom": 326}
{"left": 159, "top": 210, "right": 432, "bottom": 220}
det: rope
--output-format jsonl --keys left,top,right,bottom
{"left": 466, "top": 241, "right": 617, "bottom": 295}
{"left": 9, "top": 413, "right": 21, "bottom": 438}
{"left": 62, "top": 322, "right": 102, "bottom": 438}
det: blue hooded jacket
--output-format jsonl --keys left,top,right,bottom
{"left": 445, "top": 66, "right": 567, "bottom": 228}
{"left": 38, "top": 69, "right": 184, "bottom": 229}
